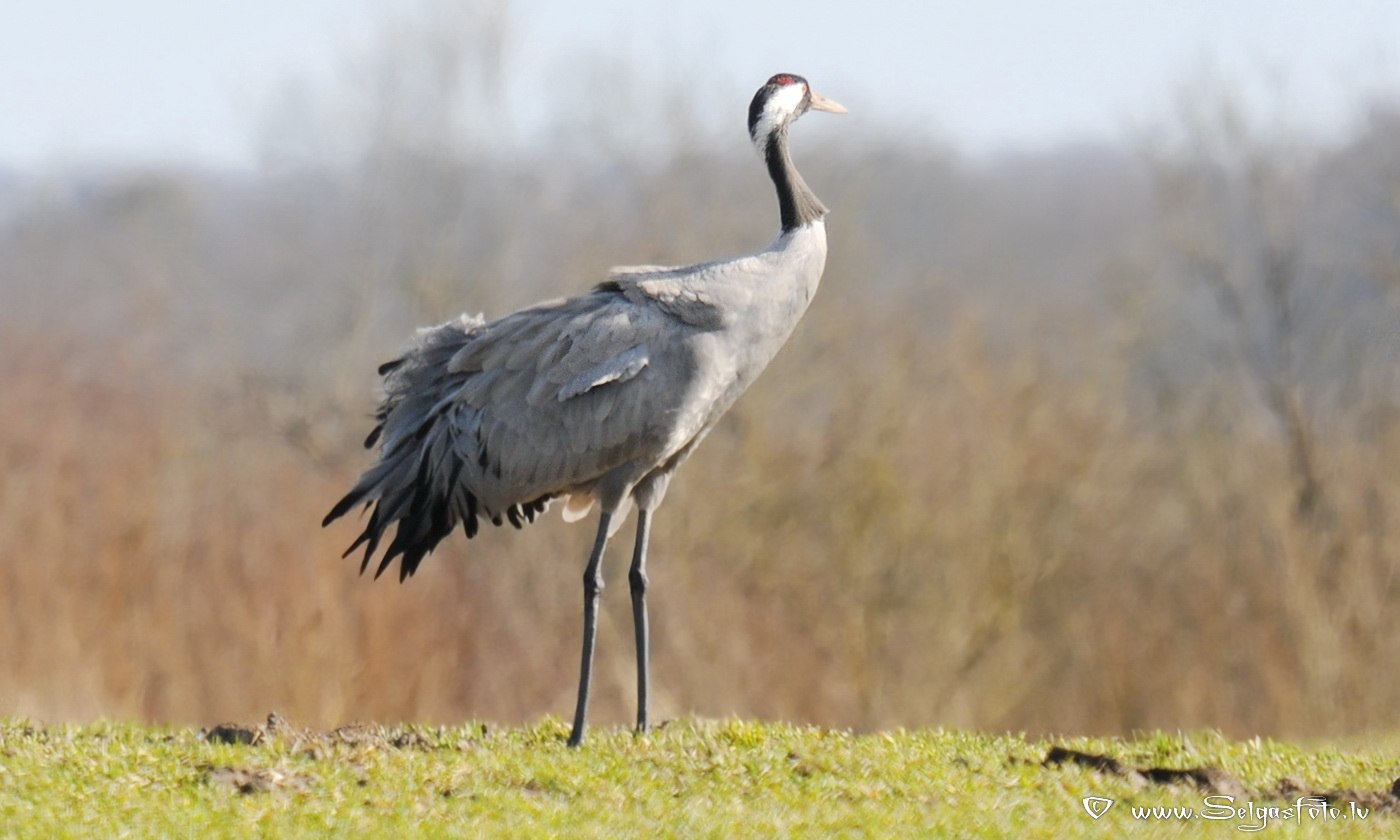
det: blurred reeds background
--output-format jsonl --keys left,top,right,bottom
{"left": 1, "top": 3, "right": 1397, "bottom": 738}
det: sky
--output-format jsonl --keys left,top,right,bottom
{"left": 3, "top": 0, "right": 1399, "bottom": 170}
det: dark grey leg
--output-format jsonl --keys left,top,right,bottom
{"left": 628, "top": 509, "right": 652, "bottom": 732}
{"left": 568, "top": 512, "right": 612, "bottom": 747}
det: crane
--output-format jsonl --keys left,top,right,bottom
{"left": 324, "top": 73, "right": 845, "bottom": 746}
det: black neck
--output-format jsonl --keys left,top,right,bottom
{"left": 763, "top": 128, "right": 827, "bottom": 232}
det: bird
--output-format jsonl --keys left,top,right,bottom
{"left": 323, "top": 73, "right": 845, "bottom": 746}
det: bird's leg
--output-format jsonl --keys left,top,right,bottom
{"left": 628, "top": 509, "right": 652, "bottom": 733}
{"left": 568, "top": 512, "right": 612, "bottom": 747}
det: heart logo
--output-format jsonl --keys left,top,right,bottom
{"left": 1082, "top": 796, "right": 1114, "bottom": 819}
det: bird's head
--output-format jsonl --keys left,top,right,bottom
{"left": 747, "top": 73, "right": 846, "bottom": 154}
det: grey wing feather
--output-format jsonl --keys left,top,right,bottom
{"left": 607, "top": 264, "right": 675, "bottom": 278}
{"left": 603, "top": 264, "right": 726, "bottom": 329}
{"left": 557, "top": 345, "right": 649, "bottom": 401}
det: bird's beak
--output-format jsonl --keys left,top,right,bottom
{"left": 808, "top": 90, "right": 847, "bottom": 114}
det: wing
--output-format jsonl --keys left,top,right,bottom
{"left": 599, "top": 263, "right": 727, "bottom": 329}
{"left": 445, "top": 290, "right": 678, "bottom": 485}
{"left": 323, "top": 286, "right": 690, "bottom": 581}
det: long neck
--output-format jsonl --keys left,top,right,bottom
{"left": 763, "top": 128, "right": 827, "bottom": 233}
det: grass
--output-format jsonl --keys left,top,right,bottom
{"left": 1, "top": 717, "right": 1395, "bottom": 838}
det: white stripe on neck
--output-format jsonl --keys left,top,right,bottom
{"left": 751, "top": 84, "right": 806, "bottom": 155}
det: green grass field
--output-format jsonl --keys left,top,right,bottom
{"left": 1, "top": 716, "right": 1395, "bottom": 838}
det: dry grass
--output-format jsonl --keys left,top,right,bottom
{"left": 2, "top": 283, "right": 1394, "bottom": 737}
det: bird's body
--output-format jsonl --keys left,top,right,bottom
{"left": 325, "top": 73, "right": 844, "bottom": 745}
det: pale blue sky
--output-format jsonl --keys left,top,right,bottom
{"left": 3, "top": 0, "right": 1399, "bottom": 170}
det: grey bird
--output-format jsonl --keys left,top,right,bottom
{"left": 324, "top": 73, "right": 845, "bottom": 746}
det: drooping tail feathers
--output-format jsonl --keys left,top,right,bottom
{"left": 322, "top": 315, "right": 549, "bottom": 582}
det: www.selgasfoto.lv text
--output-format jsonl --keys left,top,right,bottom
{"left": 1129, "top": 796, "right": 1370, "bottom": 831}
